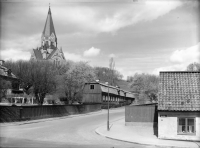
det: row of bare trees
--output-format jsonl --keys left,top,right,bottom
{"left": 4, "top": 61, "right": 57, "bottom": 105}
{"left": 4, "top": 60, "right": 120, "bottom": 104}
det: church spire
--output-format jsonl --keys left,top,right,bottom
{"left": 41, "top": 5, "right": 57, "bottom": 48}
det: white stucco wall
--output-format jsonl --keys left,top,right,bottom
{"left": 158, "top": 111, "right": 200, "bottom": 141}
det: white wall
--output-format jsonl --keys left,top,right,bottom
{"left": 158, "top": 111, "right": 200, "bottom": 141}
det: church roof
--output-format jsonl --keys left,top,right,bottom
{"left": 33, "top": 49, "right": 43, "bottom": 60}
{"left": 42, "top": 7, "right": 57, "bottom": 38}
{"left": 47, "top": 48, "right": 57, "bottom": 59}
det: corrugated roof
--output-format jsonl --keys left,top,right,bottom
{"left": 125, "top": 91, "right": 135, "bottom": 98}
{"left": 100, "top": 85, "right": 119, "bottom": 95}
{"left": 158, "top": 71, "right": 200, "bottom": 111}
{"left": 86, "top": 82, "right": 136, "bottom": 98}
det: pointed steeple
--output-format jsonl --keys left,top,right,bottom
{"left": 41, "top": 5, "right": 57, "bottom": 48}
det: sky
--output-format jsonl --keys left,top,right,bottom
{"left": 0, "top": 0, "right": 200, "bottom": 79}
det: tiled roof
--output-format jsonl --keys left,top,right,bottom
{"left": 158, "top": 71, "right": 200, "bottom": 111}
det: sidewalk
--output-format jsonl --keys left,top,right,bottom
{"left": 95, "top": 119, "right": 200, "bottom": 148}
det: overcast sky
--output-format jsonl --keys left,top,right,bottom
{"left": 0, "top": 0, "right": 200, "bottom": 79}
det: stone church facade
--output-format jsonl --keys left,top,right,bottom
{"left": 30, "top": 6, "right": 66, "bottom": 66}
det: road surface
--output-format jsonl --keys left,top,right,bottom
{"left": 0, "top": 107, "right": 162, "bottom": 148}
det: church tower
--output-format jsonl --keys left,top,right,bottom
{"left": 30, "top": 6, "right": 66, "bottom": 66}
{"left": 41, "top": 6, "right": 57, "bottom": 48}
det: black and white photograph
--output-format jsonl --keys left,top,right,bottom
{"left": 0, "top": 0, "right": 200, "bottom": 147}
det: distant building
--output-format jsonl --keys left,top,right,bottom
{"left": 82, "top": 81, "right": 136, "bottom": 104}
{"left": 158, "top": 71, "right": 200, "bottom": 141}
{"left": 30, "top": 6, "right": 66, "bottom": 66}
{"left": 0, "top": 61, "right": 22, "bottom": 100}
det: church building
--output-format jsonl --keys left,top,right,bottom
{"left": 30, "top": 6, "right": 66, "bottom": 66}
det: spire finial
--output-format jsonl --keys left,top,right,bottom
{"left": 49, "top": 3, "right": 50, "bottom": 7}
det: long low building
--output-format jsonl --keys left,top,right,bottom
{"left": 82, "top": 81, "right": 137, "bottom": 104}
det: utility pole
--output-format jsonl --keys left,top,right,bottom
{"left": 105, "top": 82, "right": 110, "bottom": 131}
{"left": 106, "top": 57, "right": 115, "bottom": 131}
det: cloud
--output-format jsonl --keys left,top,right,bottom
{"left": 1, "top": 34, "right": 40, "bottom": 52}
{"left": 64, "top": 52, "right": 83, "bottom": 62}
{"left": 52, "top": 0, "right": 183, "bottom": 33}
{"left": 1, "top": 48, "right": 30, "bottom": 61}
{"left": 109, "top": 53, "right": 116, "bottom": 58}
{"left": 118, "top": 68, "right": 143, "bottom": 80}
{"left": 170, "top": 43, "right": 200, "bottom": 64}
{"left": 152, "top": 43, "right": 200, "bottom": 75}
{"left": 83, "top": 47, "right": 101, "bottom": 57}
{"left": 0, "top": 34, "right": 40, "bottom": 61}
{"left": 152, "top": 64, "right": 186, "bottom": 75}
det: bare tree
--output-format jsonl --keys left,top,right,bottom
{"left": 109, "top": 57, "right": 115, "bottom": 86}
{"left": 63, "top": 62, "right": 96, "bottom": 103}
{"left": 94, "top": 67, "right": 123, "bottom": 83}
{"left": 4, "top": 60, "right": 33, "bottom": 94}
{"left": 0, "top": 79, "right": 12, "bottom": 101}
{"left": 130, "top": 73, "right": 159, "bottom": 103}
{"left": 30, "top": 61, "right": 57, "bottom": 105}
{"left": 186, "top": 62, "right": 200, "bottom": 71}
{"left": 4, "top": 60, "right": 57, "bottom": 105}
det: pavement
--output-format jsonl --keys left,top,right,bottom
{"left": 95, "top": 119, "right": 200, "bottom": 148}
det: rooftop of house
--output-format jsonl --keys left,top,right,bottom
{"left": 0, "top": 65, "right": 18, "bottom": 80}
{"left": 158, "top": 71, "right": 200, "bottom": 111}
{"left": 85, "top": 81, "right": 137, "bottom": 98}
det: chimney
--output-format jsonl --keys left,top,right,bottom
{"left": 0, "top": 60, "right": 5, "bottom": 66}
{"left": 7, "top": 69, "right": 12, "bottom": 76}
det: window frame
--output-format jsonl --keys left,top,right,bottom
{"left": 177, "top": 117, "right": 196, "bottom": 135}
{"left": 90, "top": 84, "right": 94, "bottom": 90}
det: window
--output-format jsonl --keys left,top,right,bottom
{"left": 178, "top": 118, "right": 195, "bottom": 134}
{"left": 90, "top": 85, "right": 94, "bottom": 90}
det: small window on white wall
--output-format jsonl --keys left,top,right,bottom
{"left": 90, "top": 85, "right": 94, "bottom": 90}
{"left": 178, "top": 118, "right": 196, "bottom": 134}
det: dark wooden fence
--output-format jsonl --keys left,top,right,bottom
{"left": 125, "top": 104, "right": 158, "bottom": 123}
{"left": 0, "top": 104, "right": 101, "bottom": 122}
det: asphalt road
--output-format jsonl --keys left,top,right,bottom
{"left": 0, "top": 107, "right": 163, "bottom": 148}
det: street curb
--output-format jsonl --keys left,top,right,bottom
{"left": 95, "top": 125, "right": 199, "bottom": 148}
{"left": 0, "top": 110, "right": 103, "bottom": 126}
{"left": 95, "top": 127, "right": 163, "bottom": 148}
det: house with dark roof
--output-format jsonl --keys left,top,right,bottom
{"left": 30, "top": 6, "right": 66, "bottom": 66}
{"left": 0, "top": 61, "right": 23, "bottom": 100}
{"left": 158, "top": 71, "right": 200, "bottom": 141}
{"left": 82, "top": 81, "right": 136, "bottom": 105}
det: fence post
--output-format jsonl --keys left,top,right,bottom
{"left": 20, "top": 107, "right": 23, "bottom": 121}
